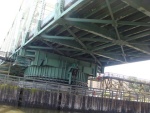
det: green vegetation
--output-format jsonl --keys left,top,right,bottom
{"left": 128, "top": 76, "right": 150, "bottom": 93}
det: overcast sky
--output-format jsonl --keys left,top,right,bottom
{"left": 0, "top": 0, "right": 150, "bottom": 80}
{"left": 0, "top": 0, "right": 23, "bottom": 46}
{"left": 105, "top": 60, "right": 150, "bottom": 80}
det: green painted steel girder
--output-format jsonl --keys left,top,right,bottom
{"left": 64, "top": 20, "right": 150, "bottom": 55}
{"left": 81, "top": 38, "right": 111, "bottom": 43}
{"left": 130, "top": 42, "right": 150, "bottom": 46}
{"left": 64, "top": 25, "right": 102, "bottom": 65}
{"left": 40, "top": 40, "right": 65, "bottom": 55}
{"left": 26, "top": 50, "right": 36, "bottom": 53}
{"left": 62, "top": 19, "right": 115, "bottom": 41}
{"left": 42, "top": 30, "right": 101, "bottom": 64}
{"left": 106, "top": 0, "right": 127, "bottom": 62}
{"left": 41, "top": 34, "right": 74, "bottom": 40}
{"left": 62, "top": 24, "right": 87, "bottom": 50}
{"left": 65, "top": 18, "right": 150, "bottom": 26}
{"left": 94, "top": 2, "right": 130, "bottom": 20}
{"left": 92, "top": 43, "right": 116, "bottom": 51}
{"left": 124, "top": 31, "right": 150, "bottom": 41}
{"left": 121, "top": 0, "right": 150, "bottom": 17}
{"left": 127, "top": 44, "right": 150, "bottom": 55}
{"left": 28, "top": 46, "right": 54, "bottom": 50}
{"left": 41, "top": 35, "right": 111, "bottom": 43}
{"left": 84, "top": 0, "right": 116, "bottom": 18}
{"left": 42, "top": 38, "right": 124, "bottom": 63}
{"left": 70, "top": 52, "right": 85, "bottom": 57}
{"left": 43, "top": 38, "right": 83, "bottom": 51}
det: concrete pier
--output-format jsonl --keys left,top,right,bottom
{"left": 0, "top": 84, "right": 150, "bottom": 113}
{"left": 0, "top": 84, "right": 20, "bottom": 106}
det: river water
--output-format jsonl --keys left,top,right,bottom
{"left": 0, "top": 105, "right": 80, "bottom": 113}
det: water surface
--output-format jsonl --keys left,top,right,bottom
{"left": 0, "top": 105, "right": 80, "bottom": 113}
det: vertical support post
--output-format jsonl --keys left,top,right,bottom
{"left": 7, "top": 62, "right": 11, "bottom": 76}
{"left": 137, "top": 94, "right": 139, "bottom": 102}
{"left": 101, "top": 66, "right": 104, "bottom": 73}
{"left": 45, "top": 81, "right": 47, "bottom": 90}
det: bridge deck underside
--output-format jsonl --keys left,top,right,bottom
{"left": 23, "top": 0, "right": 150, "bottom": 66}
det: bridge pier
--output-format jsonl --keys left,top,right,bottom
{"left": 0, "top": 78, "right": 149, "bottom": 112}
{"left": 23, "top": 51, "right": 99, "bottom": 87}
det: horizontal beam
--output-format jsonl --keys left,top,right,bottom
{"left": 42, "top": 38, "right": 124, "bottom": 63}
{"left": 125, "top": 31, "right": 150, "bottom": 41}
{"left": 65, "top": 18, "right": 150, "bottom": 26}
{"left": 43, "top": 39, "right": 83, "bottom": 51}
{"left": 41, "top": 35, "right": 112, "bottom": 43}
{"left": 62, "top": 19, "right": 114, "bottom": 41}
{"left": 126, "top": 44, "right": 150, "bottom": 55}
{"left": 81, "top": 38, "right": 110, "bottom": 43}
{"left": 28, "top": 46, "right": 53, "bottom": 50}
{"left": 121, "top": 0, "right": 150, "bottom": 17}
{"left": 130, "top": 42, "right": 150, "bottom": 46}
{"left": 41, "top": 34, "right": 74, "bottom": 40}
{"left": 93, "top": 43, "right": 115, "bottom": 51}
{"left": 64, "top": 20, "right": 150, "bottom": 55}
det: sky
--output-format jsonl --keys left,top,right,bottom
{"left": 0, "top": 0, "right": 23, "bottom": 46}
{"left": 105, "top": 60, "right": 150, "bottom": 80}
{"left": 0, "top": 0, "right": 150, "bottom": 80}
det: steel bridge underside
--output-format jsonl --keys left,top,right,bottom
{"left": 16, "top": 0, "right": 150, "bottom": 68}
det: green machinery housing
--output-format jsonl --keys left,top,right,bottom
{"left": 12, "top": 50, "right": 99, "bottom": 86}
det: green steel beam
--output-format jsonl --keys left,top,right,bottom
{"left": 130, "top": 42, "right": 150, "bottom": 46}
{"left": 65, "top": 18, "right": 113, "bottom": 24}
{"left": 90, "top": 53, "right": 102, "bottom": 66}
{"left": 106, "top": 0, "right": 127, "bottom": 62}
{"left": 94, "top": 52, "right": 124, "bottom": 63}
{"left": 84, "top": 0, "right": 116, "bottom": 18}
{"left": 28, "top": 46, "right": 53, "bottom": 50}
{"left": 81, "top": 38, "right": 111, "bottom": 43}
{"left": 62, "top": 20, "right": 114, "bottom": 41}
{"left": 126, "top": 44, "right": 150, "bottom": 55}
{"left": 70, "top": 51, "right": 102, "bottom": 66}
{"left": 62, "top": 24, "right": 102, "bottom": 64}
{"left": 92, "top": 43, "right": 115, "bottom": 51}
{"left": 125, "top": 31, "right": 150, "bottom": 41}
{"left": 121, "top": 0, "right": 150, "bottom": 17}
{"left": 64, "top": 20, "right": 150, "bottom": 55}
{"left": 70, "top": 52, "right": 85, "bottom": 57}
{"left": 65, "top": 18, "right": 150, "bottom": 26}
{"left": 61, "top": 0, "right": 90, "bottom": 16}
{"left": 43, "top": 38, "right": 83, "bottom": 51}
{"left": 58, "top": 48, "right": 79, "bottom": 51}
{"left": 41, "top": 34, "right": 74, "bottom": 40}
{"left": 95, "top": 2, "right": 128, "bottom": 19}
{"left": 40, "top": 40, "right": 65, "bottom": 55}
{"left": 26, "top": 50, "right": 36, "bottom": 53}
{"left": 117, "top": 21, "right": 150, "bottom": 27}
{"left": 55, "top": 27, "right": 68, "bottom": 36}
{"left": 63, "top": 25, "right": 87, "bottom": 49}
{"left": 43, "top": 37, "right": 124, "bottom": 62}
